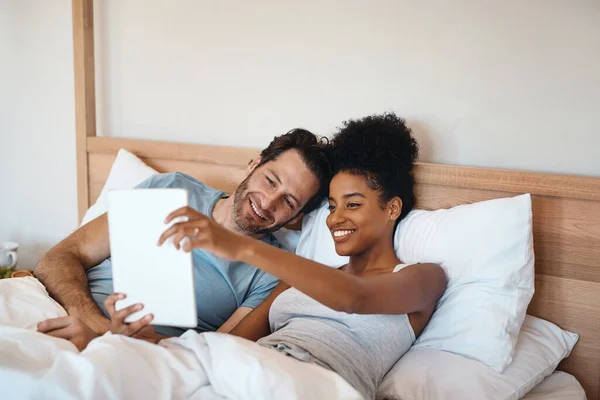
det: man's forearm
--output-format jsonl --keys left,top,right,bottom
{"left": 35, "top": 250, "right": 109, "bottom": 333}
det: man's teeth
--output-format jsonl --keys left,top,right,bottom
{"left": 251, "top": 201, "right": 267, "bottom": 220}
{"left": 334, "top": 230, "right": 355, "bottom": 238}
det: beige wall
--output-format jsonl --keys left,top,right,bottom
{"left": 1, "top": 0, "right": 599, "bottom": 267}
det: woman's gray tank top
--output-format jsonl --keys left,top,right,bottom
{"left": 257, "top": 264, "right": 416, "bottom": 399}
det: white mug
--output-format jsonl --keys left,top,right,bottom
{"left": 0, "top": 241, "right": 19, "bottom": 268}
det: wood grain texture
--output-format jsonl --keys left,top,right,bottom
{"left": 89, "top": 181, "right": 104, "bottom": 205}
{"left": 87, "top": 153, "right": 248, "bottom": 204}
{"left": 415, "top": 162, "right": 600, "bottom": 201}
{"left": 72, "top": 0, "right": 96, "bottom": 222}
{"left": 529, "top": 274, "right": 600, "bottom": 399}
{"left": 87, "top": 136, "right": 261, "bottom": 166}
{"left": 85, "top": 137, "right": 600, "bottom": 399}
{"left": 88, "top": 137, "right": 600, "bottom": 200}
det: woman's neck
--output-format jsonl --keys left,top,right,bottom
{"left": 346, "top": 237, "right": 400, "bottom": 276}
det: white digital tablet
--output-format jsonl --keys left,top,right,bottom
{"left": 107, "top": 188, "right": 197, "bottom": 328}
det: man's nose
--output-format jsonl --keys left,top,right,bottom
{"left": 260, "top": 195, "right": 277, "bottom": 212}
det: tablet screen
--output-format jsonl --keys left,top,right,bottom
{"left": 107, "top": 188, "right": 197, "bottom": 328}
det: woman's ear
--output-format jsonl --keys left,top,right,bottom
{"left": 246, "top": 157, "right": 261, "bottom": 175}
{"left": 388, "top": 197, "right": 403, "bottom": 221}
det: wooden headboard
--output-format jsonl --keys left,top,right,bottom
{"left": 71, "top": 0, "right": 600, "bottom": 398}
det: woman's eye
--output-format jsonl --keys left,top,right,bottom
{"left": 347, "top": 203, "right": 360, "bottom": 208}
{"left": 266, "top": 177, "right": 275, "bottom": 187}
{"left": 328, "top": 204, "right": 336, "bottom": 211}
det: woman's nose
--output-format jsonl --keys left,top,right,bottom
{"left": 327, "top": 208, "right": 345, "bottom": 226}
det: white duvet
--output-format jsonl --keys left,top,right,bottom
{"left": 0, "top": 278, "right": 361, "bottom": 400}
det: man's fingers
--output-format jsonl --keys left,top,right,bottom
{"left": 113, "top": 303, "right": 144, "bottom": 324}
{"left": 44, "top": 327, "right": 74, "bottom": 340}
{"left": 37, "top": 317, "right": 72, "bottom": 333}
{"left": 123, "top": 314, "right": 154, "bottom": 336}
{"left": 104, "top": 293, "right": 125, "bottom": 316}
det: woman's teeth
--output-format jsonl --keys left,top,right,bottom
{"left": 333, "top": 230, "right": 355, "bottom": 238}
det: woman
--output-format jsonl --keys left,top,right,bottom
{"left": 106, "top": 113, "right": 446, "bottom": 399}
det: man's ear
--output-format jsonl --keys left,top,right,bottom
{"left": 246, "top": 157, "right": 261, "bottom": 176}
{"left": 285, "top": 213, "right": 304, "bottom": 230}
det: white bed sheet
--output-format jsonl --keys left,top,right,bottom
{"left": 0, "top": 277, "right": 361, "bottom": 400}
{"left": 522, "top": 371, "right": 586, "bottom": 400}
{"left": 0, "top": 277, "right": 587, "bottom": 400}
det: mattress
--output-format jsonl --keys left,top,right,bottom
{"left": 523, "top": 371, "right": 586, "bottom": 400}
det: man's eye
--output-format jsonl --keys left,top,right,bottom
{"left": 266, "top": 177, "right": 275, "bottom": 187}
{"left": 328, "top": 204, "right": 335, "bottom": 211}
{"left": 348, "top": 203, "right": 360, "bottom": 208}
{"left": 285, "top": 198, "right": 294, "bottom": 209}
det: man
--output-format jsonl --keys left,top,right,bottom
{"left": 34, "top": 129, "right": 332, "bottom": 349}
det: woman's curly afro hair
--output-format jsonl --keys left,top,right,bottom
{"left": 331, "top": 112, "right": 419, "bottom": 222}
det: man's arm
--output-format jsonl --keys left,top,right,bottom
{"left": 217, "top": 307, "right": 253, "bottom": 333}
{"left": 35, "top": 213, "right": 112, "bottom": 333}
{"left": 228, "top": 281, "right": 290, "bottom": 341}
{"left": 217, "top": 272, "right": 285, "bottom": 334}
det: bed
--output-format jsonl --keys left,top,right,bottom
{"left": 76, "top": 138, "right": 600, "bottom": 400}
{"left": 8, "top": 0, "right": 600, "bottom": 399}
{"left": 523, "top": 372, "right": 588, "bottom": 400}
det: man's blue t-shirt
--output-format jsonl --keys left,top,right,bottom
{"left": 87, "top": 172, "right": 281, "bottom": 336}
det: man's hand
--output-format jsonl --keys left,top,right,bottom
{"left": 133, "top": 325, "right": 169, "bottom": 345}
{"left": 37, "top": 316, "right": 99, "bottom": 351}
{"left": 157, "top": 206, "right": 247, "bottom": 261}
{"left": 68, "top": 312, "right": 111, "bottom": 335}
{"left": 104, "top": 293, "right": 155, "bottom": 337}
{"left": 104, "top": 293, "right": 168, "bottom": 344}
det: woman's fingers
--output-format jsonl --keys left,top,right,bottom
{"left": 163, "top": 206, "right": 193, "bottom": 224}
{"left": 159, "top": 221, "right": 207, "bottom": 248}
{"left": 157, "top": 223, "right": 181, "bottom": 246}
{"left": 158, "top": 208, "right": 208, "bottom": 246}
{"left": 170, "top": 225, "right": 204, "bottom": 250}
{"left": 181, "top": 238, "right": 204, "bottom": 253}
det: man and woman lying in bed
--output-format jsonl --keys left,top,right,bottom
{"left": 34, "top": 112, "right": 446, "bottom": 399}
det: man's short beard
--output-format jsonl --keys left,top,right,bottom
{"left": 232, "top": 174, "right": 290, "bottom": 235}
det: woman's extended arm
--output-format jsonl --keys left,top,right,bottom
{"left": 159, "top": 207, "right": 446, "bottom": 315}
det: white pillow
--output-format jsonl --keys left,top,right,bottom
{"left": 80, "top": 149, "right": 301, "bottom": 252}
{"left": 296, "top": 194, "right": 535, "bottom": 372}
{"left": 522, "top": 371, "right": 586, "bottom": 400}
{"left": 0, "top": 277, "right": 67, "bottom": 329}
{"left": 377, "top": 315, "right": 579, "bottom": 400}
{"left": 81, "top": 149, "right": 158, "bottom": 226}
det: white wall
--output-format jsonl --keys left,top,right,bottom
{"left": 1, "top": 0, "right": 599, "bottom": 268}
{"left": 95, "top": 0, "right": 600, "bottom": 174}
{"left": 0, "top": 0, "right": 77, "bottom": 268}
